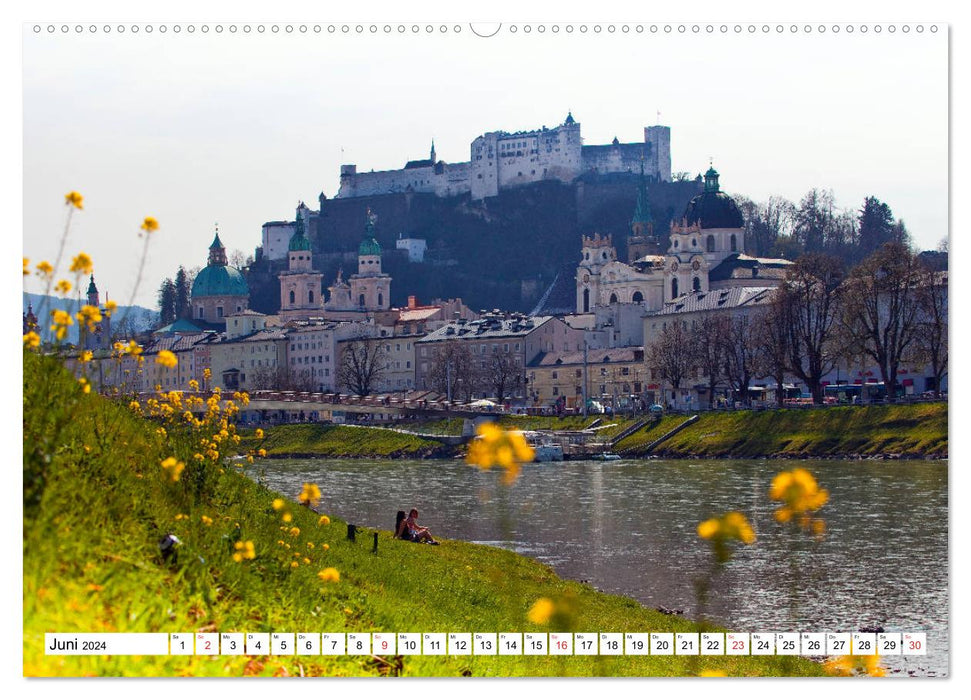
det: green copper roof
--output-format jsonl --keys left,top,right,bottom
{"left": 209, "top": 232, "right": 224, "bottom": 249}
{"left": 86, "top": 275, "right": 98, "bottom": 295}
{"left": 191, "top": 264, "right": 249, "bottom": 298}
{"left": 359, "top": 237, "right": 382, "bottom": 256}
{"left": 704, "top": 167, "right": 721, "bottom": 193}
{"left": 288, "top": 212, "right": 312, "bottom": 251}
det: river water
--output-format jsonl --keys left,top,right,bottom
{"left": 252, "top": 457, "right": 948, "bottom": 677}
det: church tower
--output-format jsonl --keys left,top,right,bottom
{"left": 627, "top": 160, "right": 662, "bottom": 262}
{"left": 86, "top": 275, "right": 100, "bottom": 307}
{"left": 348, "top": 208, "right": 392, "bottom": 310}
{"left": 278, "top": 210, "right": 324, "bottom": 321}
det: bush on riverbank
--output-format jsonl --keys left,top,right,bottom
{"left": 23, "top": 351, "right": 825, "bottom": 677}
{"left": 616, "top": 404, "right": 947, "bottom": 458}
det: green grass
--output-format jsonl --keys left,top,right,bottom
{"left": 23, "top": 351, "right": 825, "bottom": 677}
{"left": 615, "top": 404, "right": 947, "bottom": 458}
{"left": 242, "top": 424, "right": 455, "bottom": 459}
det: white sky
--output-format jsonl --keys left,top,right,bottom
{"left": 21, "top": 17, "right": 947, "bottom": 308}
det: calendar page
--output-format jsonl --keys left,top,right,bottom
{"left": 20, "top": 0, "right": 951, "bottom": 685}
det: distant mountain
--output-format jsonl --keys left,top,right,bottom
{"left": 22, "top": 293, "right": 157, "bottom": 345}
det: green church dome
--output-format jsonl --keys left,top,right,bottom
{"left": 191, "top": 264, "right": 249, "bottom": 298}
{"left": 359, "top": 237, "right": 382, "bottom": 256}
{"left": 289, "top": 232, "right": 312, "bottom": 251}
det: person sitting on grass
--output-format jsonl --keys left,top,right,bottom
{"left": 404, "top": 508, "right": 440, "bottom": 545}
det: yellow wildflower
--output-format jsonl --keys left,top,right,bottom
{"left": 318, "top": 515, "right": 330, "bottom": 526}
{"left": 129, "top": 400, "right": 141, "bottom": 412}
{"left": 104, "top": 300, "right": 117, "bottom": 317}
{"left": 298, "top": 482, "right": 321, "bottom": 507}
{"left": 141, "top": 216, "right": 159, "bottom": 233}
{"left": 258, "top": 449, "right": 267, "bottom": 458}
{"left": 232, "top": 540, "right": 256, "bottom": 562}
{"left": 289, "top": 527, "right": 301, "bottom": 538}
{"left": 50, "top": 308, "right": 73, "bottom": 341}
{"left": 255, "top": 428, "right": 264, "bottom": 439}
{"left": 79, "top": 350, "right": 93, "bottom": 363}
{"left": 160, "top": 457, "right": 185, "bottom": 482}
{"left": 70, "top": 253, "right": 94, "bottom": 275}
{"left": 156, "top": 350, "right": 178, "bottom": 368}
{"left": 527, "top": 598, "right": 554, "bottom": 625}
{"left": 201, "top": 515, "right": 213, "bottom": 526}
{"left": 697, "top": 511, "right": 756, "bottom": 563}
{"left": 272, "top": 498, "right": 285, "bottom": 511}
{"left": 23, "top": 257, "right": 29, "bottom": 276}
{"left": 126, "top": 341, "right": 143, "bottom": 356}
{"left": 64, "top": 191, "right": 84, "bottom": 209}
{"left": 55, "top": 279, "right": 72, "bottom": 295}
{"left": 465, "top": 423, "right": 535, "bottom": 484}
{"left": 322, "top": 544, "right": 330, "bottom": 551}
{"left": 23, "top": 331, "right": 41, "bottom": 348}
{"left": 76, "top": 305, "right": 102, "bottom": 332}
{"left": 317, "top": 568, "right": 340, "bottom": 583}
{"left": 282, "top": 512, "right": 293, "bottom": 523}
{"left": 824, "top": 654, "right": 885, "bottom": 677}
{"left": 78, "top": 377, "right": 91, "bottom": 394}
{"left": 188, "top": 379, "right": 199, "bottom": 391}
{"left": 698, "top": 669, "right": 728, "bottom": 677}
{"left": 36, "top": 260, "right": 53, "bottom": 277}
{"left": 770, "top": 468, "right": 828, "bottom": 534}
{"left": 203, "top": 368, "right": 212, "bottom": 380}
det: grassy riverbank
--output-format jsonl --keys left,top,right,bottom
{"left": 243, "top": 423, "right": 455, "bottom": 459}
{"left": 23, "top": 353, "right": 824, "bottom": 677}
{"left": 615, "top": 404, "right": 948, "bottom": 458}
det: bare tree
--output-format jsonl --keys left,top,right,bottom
{"left": 913, "top": 267, "right": 948, "bottom": 397}
{"left": 252, "top": 366, "right": 315, "bottom": 391}
{"left": 694, "top": 315, "right": 728, "bottom": 408}
{"left": 428, "top": 341, "right": 477, "bottom": 401}
{"left": 486, "top": 348, "right": 523, "bottom": 404}
{"left": 722, "top": 312, "right": 766, "bottom": 407}
{"left": 782, "top": 253, "right": 844, "bottom": 404}
{"left": 229, "top": 249, "right": 248, "bottom": 269}
{"left": 840, "top": 243, "right": 925, "bottom": 399}
{"left": 754, "top": 300, "right": 792, "bottom": 407}
{"left": 646, "top": 321, "right": 695, "bottom": 409}
{"left": 337, "top": 339, "right": 388, "bottom": 396}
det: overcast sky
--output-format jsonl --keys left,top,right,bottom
{"left": 22, "top": 23, "right": 947, "bottom": 307}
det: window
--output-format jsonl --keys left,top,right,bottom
{"left": 693, "top": 276, "right": 702, "bottom": 292}
{"left": 289, "top": 290, "right": 295, "bottom": 304}
{"left": 552, "top": 371, "right": 558, "bottom": 379}
{"left": 359, "top": 294, "right": 366, "bottom": 307}
{"left": 198, "top": 307, "right": 204, "bottom": 319}
{"left": 706, "top": 235, "right": 715, "bottom": 252}
{"left": 309, "top": 290, "right": 314, "bottom": 303}
{"left": 609, "top": 293, "right": 618, "bottom": 304}
{"left": 731, "top": 234, "right": 737, "bottom": 252}
{"left": 217, "top": 307, "right": 223, "bottom": 318}
{"left": 671, "top": 278, "right": 679, "bottom": 298}
{"left": 552, "top": 387, "right": 559, "bottom": 396}
{"left": 632, "top": 291, "right": 644, "bottom": 303}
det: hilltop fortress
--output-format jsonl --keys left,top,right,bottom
{"left": 337, "top": 112, "right": 672, "bottom": 200}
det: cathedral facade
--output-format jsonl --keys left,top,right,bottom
{"left": 576, "top": 167, "right": 791, "bottom": 315}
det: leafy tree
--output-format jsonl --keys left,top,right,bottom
{"left": 858, "top": 196, "right": 895, "bottom": 257}
{"left": 174, "top": 266, "right": 191, "bottom": 320}
{"left": 157, "top": 278, "right": 176, "bottom": 326}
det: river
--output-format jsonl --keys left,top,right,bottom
{"left": 251, "top": 457, "right": 948, "bottom": 677}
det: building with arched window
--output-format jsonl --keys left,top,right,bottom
{"left": 278, "top": 210, "right": 325, "bottom": 322}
